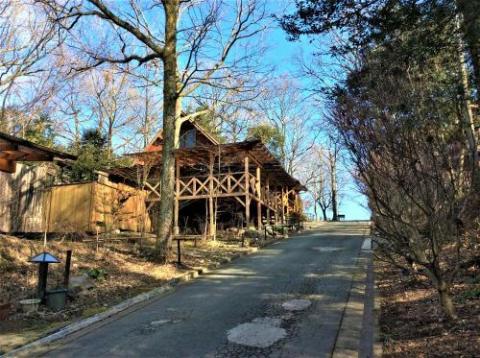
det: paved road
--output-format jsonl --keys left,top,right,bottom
{"left": 41, "top": 224, "right": 369, "bottom": 358}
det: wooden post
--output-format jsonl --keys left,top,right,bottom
{"left": 174, "top": 160, "right": 180, "bottom": 235}
{"left": 297, "top": 193, "right": 303, "bottom": 214}
{"left": 281, "top": 187, "right": 285, "bottom": 224}
{"left": 286, "top": 189, "right": 291, "bottom": 216}
{"left": 64, "top": 250, "right": 72, "bottom": 288}
{"left": 96, "top": 226, "right": 99, "bottom": 253}
{"left": 177, "top": 239, "right": 181, "bottom": 265}
{"left": 209, "top": 153, "right": 215, "bottom": 239}
{"left": 256, "top": 166, "right": 262, "bottom": 230}
{"left": 0, "top": 158, "right": 15, "bottom": 173}
{"left": 274, "top": 198, "right": 279, "bottom": 225}
{"left": 244, "top": 156, "right": 250, "bottom": 227}
{"left": 266, "top": 177, "right": 270, "bottom": 226}
{"left": 227, "top": 167, "right": 232, "bottom": 192}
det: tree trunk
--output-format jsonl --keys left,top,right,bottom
{"left": 143, "top": 81, "right": 150, "bottom": 148}
{"left": 321, "top": 207, "right": 328, "bottom": 221}
{"left": 331, "top": 189, "right": 338, "bottom": 221}
{"left": 458, "top": 0, "right": 480, "bottom": 96}
{"left": 330, "top": 168, "right": 338, "bottom": 221}
{"left": 155, "top": 0, "right": 179, "bottom": 261}
{"left": 107, "top": 122, "right": 114, "bottom": 158}
{"left": 437, "top": 282, "right": 458, "bottom": 321}
{"left": 455, "top": 5, "right": 479, "bottom": 180}
{"left": 328, "top": 148, "right": 339, "bottom": 221}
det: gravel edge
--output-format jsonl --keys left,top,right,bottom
{"left": 332, "top": 237, "right": 374, "bottom": 358}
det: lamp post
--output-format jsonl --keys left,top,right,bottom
{"left": 262, "top": 217, "right": 267, "bottom": 239}
{"left": 28, "top": 252, "right": 61, "bottom": 303}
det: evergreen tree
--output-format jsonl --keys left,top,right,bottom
{"left": 247, "top": 124, "right": 284, "bottom": 159}
{"left": 66, "top": 128, "right": 110, "bottom": 182}
{"left": 187, "top": 105, "right": 225, "bottom": 143}
{"left": 23, "top": 113, "right": 56, "bottom": 147}
{"left": 281, "top": 0, "right": 479, "bottom": 97}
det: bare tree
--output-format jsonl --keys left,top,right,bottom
{"left": 326, "top": 137, "right": 341, "bottom": 221}
{"left": 53, "top": 72, "right": 93, "bottom": 146}
{"left": 300, "top": 143, "right": 343, "bottom": 221}
{"left": 192, "top": 82, "right": 262, "bottom": 142}
{"left": 256, "top": 76, "right": 317, "bottom": 176}
{"left": 132, "top": 65, "right": 163, "bottom": 150}
{"left": 86, "top": 68, "right": 138, "bottom": 153}
{"left": 307, "top": 147, "right": 331, "bottom": 221}
{"left": 0, "top": 1, "right": 62, "bottom": 129}
{"left": 41, "top": 0, "right": 268, "bottom": 260}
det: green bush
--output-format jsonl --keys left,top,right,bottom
{"left": 86, "top": 268, "right": 108, "bottom": 280}
{"left": 244, "top": 229, "right": 260, "bottom": 238}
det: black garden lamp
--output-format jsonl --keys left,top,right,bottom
{"left": 262, "top": 217, "right": 268, "bottom": 239}
{"left": 28, "top": 252, "right": 61, "bottom": 303}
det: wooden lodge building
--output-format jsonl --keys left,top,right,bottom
{"left": 113, "top": 119, "right": 306, "bottom": 238}
{"left": 0, "top": 121, "right": 305, "bottom": 237}
{"left": 0, "top": 132, "right": 150, "bottom": 234}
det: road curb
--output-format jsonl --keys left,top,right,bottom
{"left": 3, "top": 236, "right": 294, "bottom": 357}
{"left": 332, "top": 237, "right": 372, "bottom": 358}
{"left": 373, "top": 255, "right": 383, "bottom": 358}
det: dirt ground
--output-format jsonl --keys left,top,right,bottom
{"left": 376, "top": 257, "right": 480, "bottom": 357}
{"left": 0, "top": 234, "right": 258, "bottom": 354}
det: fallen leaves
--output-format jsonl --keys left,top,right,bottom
{"left": 376, "top": 257, "right": 480, "bottom": 357}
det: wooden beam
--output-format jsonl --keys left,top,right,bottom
{"left": 145, "top": 182, "right": 161, "bottom": 198}
{"left": 208, "top": 153, "right": 216, "bottom": 239}
{"left": 285, "top": 188, "right": 290, "bottom": 216}
{"left": 234, "top": 196, "right": 246, "bottom": 207}
{"left": 178, "top": 192, "right": 245, "bottom": 200}
{"left": 227, "top": 168, "right": 232, "bottom": 192}
{"left": 266, "top": 176, "right": 270, "bottom": 226}
{"left": 244, "top": 156, "right": 250, "bottom": 227}
{"left": 0, "top": 151, "right": 30, "bottom": 161}
{"left": 23, "top": 153, "right": 51, "bottom": 161}
{"left": 0, "top": 158, "right": 16, "bottom": 173}
{"left": 256, "top": 166, "right": 262, "bottom": 229}
{"left": 0, "top": 143, "right": 18, "bottom": 151}
{"left": 247, "top": 151, "right": 262, "bottom": 167}
{"left": 174, "top": 160, "right": 180, "bottom": 235}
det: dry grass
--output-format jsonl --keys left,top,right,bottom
{"left": 0, "top": 234, "right": 254, "bottom": 354}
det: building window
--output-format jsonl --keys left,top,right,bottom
{"left": 180, "top": 128, "right": 196, "bottom": 148}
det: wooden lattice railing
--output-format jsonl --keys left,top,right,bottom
{"left": 177, "top": 172, "right": 248, "bottom": 199}
{"left": 175, "top": 172, "right": 285, "bottom": 211}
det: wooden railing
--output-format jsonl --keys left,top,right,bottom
{"left": 176, "top": 172, "right": 283, "bottom": 211}
{"left": 177, "top": 173, "right": 248, "bottom": 199}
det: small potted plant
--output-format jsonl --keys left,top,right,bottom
{"left": 19, "top": 297, "right": 41, "bottom": 313}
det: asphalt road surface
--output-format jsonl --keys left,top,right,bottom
{"left": 41, "top": 223, "right": 370, "bottom": 358}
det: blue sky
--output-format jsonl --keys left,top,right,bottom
{"left": 43, "top": 0, "right": 370, "bottom": 220}
{"left": 261, "top": 10, "right": 371, "bottom": 221}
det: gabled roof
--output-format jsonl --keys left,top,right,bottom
{"left": 0, "top": 131, "right": 76, "bottom": 173}
{"left": 174, "top": 139, "right": 306, "bottom": 191}
{"left": 146, "top": 118, "right": 219, "bottom": 151}
{"left": 114, "top": 139, "right": 306, "bottom": 191}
